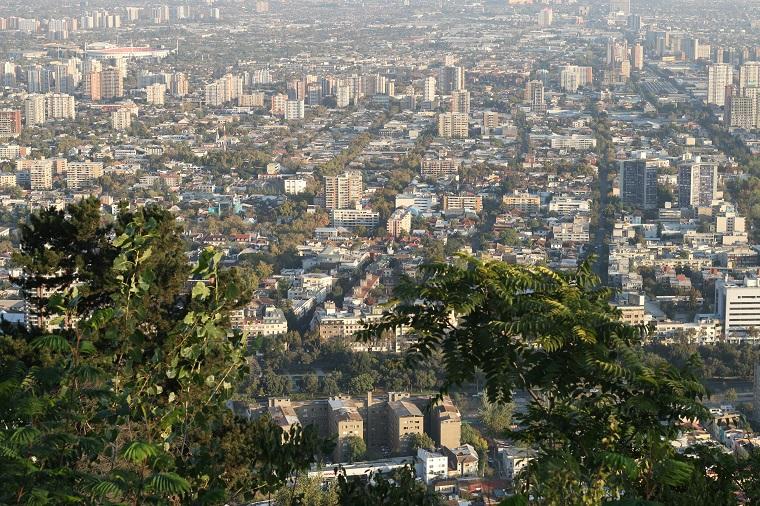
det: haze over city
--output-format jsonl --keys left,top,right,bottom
{"left": 3, "top": 1, "right": 760, "bottom": 505}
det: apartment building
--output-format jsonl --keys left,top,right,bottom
{"left": 66, "top": 161, "right": 104, "bottom": 189}
{"left": 420, "top": 158, "right": 460, "bottom": 178}
{"left": 387, "top": 207, "right": 412, "bottom": 238}
{"left": 324, "top": 170, "right": 362, "bottom": 210}
{"left": 442, "top": 194, "right": 483, "bottom": 213}
{"left": 503, "top": 192, "right": 540, "bottom": 213}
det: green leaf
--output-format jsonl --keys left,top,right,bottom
{"left": 121, "top": 441, "right": 158, "bottom": 463}
{"left": 79, "top": 340, "right": 96, "bottom": 355}
{"left": 146, "top": 472, "right": 191, "bottom": 496}
{"left": 10, "top": 426, "right": 41, "bottom": 445}
{"left": 31, "top": 335, "right": 71, "bottom": 354}
{"left": 191, "top": 281, "right": 211, "bottom": 301}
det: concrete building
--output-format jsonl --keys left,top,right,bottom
{"left": 437, "top": 112, "right": 468, "bottom": 138}
{"left": 450, "top": 89, "right": 470, "bottom": 114}
{"left": 388, "top": 399, "right": 424, "bottom": 454}
{"left": 23, "top": 94, "right": 46, "bottom": 126}
{"left": 145, "top": 83, "right": 166, "bottom": 105}
{"left": 100, "top": 68, "right": 124, "bottom": 99}
{"left": 416, "top": 449, "right": 449, "bottom": 484}
{"left": 284, "top": 99, "right": 305, "bottom": 120}
{"left": 560, "top": 66, "right": 593, "bottom": 92}
{"left": 324, "top": 171, "right": 362, "bottom": 210}
{"left": 45, "top": 93, "right": 75, "bottom": 120}
{"left": 0, "top": 110, "right": 22, "bottom": 137}
{"left": 707, "top": 64, "right": 733, "bottom": 106}
{"left": 678, "top": 161, "right": 718, "bottom": 208}
{"left": 111, "top": 107, "right": 132, "bottom": 130}
{"left": 443, "top": 194, "right": 483, "bottom": 213}
{"left": 716, "top": 276, "right": 760, "bottom": 338}
{"left": 284, "top": 178, "right": 308, "bottom": 195}
{"left": 421, "top": 158, "right": 459, "bottom": 178}
{"left": 387, "top": 207, "right": 412, "bottom": 238}
{"left": 25, "top": 159, "right": 53, "bottom": 190}
{"left": 66, "top": 161, "right": 103, "bottom": 189}
{"left": 438, "top": 66, "right": 464, "bottom": 94}
{"left": 271, "top": 93, "right": 287, "bottom": 115}
{"left": 526, "top": 80, "right": 545, "bottom": 113}
{"left": 739, "top": 62, "right": 760, "bottom": 92}
{"left": 331, "top": 208, "right": 380, "bottom": 229}
{"left": 423, "top": 76, "right": 437, "bottom": 103}
{"left": 503, "top": 192, "right": 541, "bottom": 213}
{"left": 620, "top": 158, "right": 658, "bottom": 210}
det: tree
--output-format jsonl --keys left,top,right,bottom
{"left": 480, "top": 396, "right": 514, "bottom": 436}
{"left": 335, "top": 466, "right": 441, "bottom": 506}
{"left": 303, "top": 374, "right": 320, "bottom": 396}
{"left": 409, "top": 432, "right": 436, "bottom": 452}
{"left": 343, "top": 435, "right": 367, "bottom": 463}
{"left": 274, "top": 475, "right": 339, "bottom": 506}
{"left": 347, "top": 372, "right": 375, "bottom": 395}
{"left": 0, "top": 207, "right": 323, "bottom": 505}
{"left": 461, "top": 423, "right": 489, "bottom": 475}
{"left": 360, "top": 257, "right": 708, "bottom": 503}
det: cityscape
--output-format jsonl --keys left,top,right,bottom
{"left": 3, "top": 0, "right": 760, "bottom": 504}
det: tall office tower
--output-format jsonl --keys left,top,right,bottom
{"left": 100, "top": 68, "right": 123, "bottom": 99}
{"left": 628, "top": 14, "right": 641, "bottom": 31}
{"left": 324, "top": 171, "right": 363, "bottom": 210}
{"left": 438, "top": 66, "right": 464, "bottom": 94}
{"left": 205, "top": 82, "right": 223, "bottom": 106}
{"left": 306, "top": 82, "right": 322, "bottom": 105}
{"left": 726, "top": 95, "right": 757, "bottom": 129}
{"left": 83, "top": 71, "right": 102, "bottom": 101}
{"left": 610, "top": 0, "right": 630, "bottom": 15}
{"left": 633, "top": 42, "right": 644, "bottom": 70}
{"left": 707, "top": 64, "right": 733, "bottom": 106}
{"left": 0, "top": 110, "right": 22, "bottom": 137}
{"left": 53, "top": 64, "right": 75, "bottom": 94}
{"left": 450, "top": 89, "right": 470, "bottom": 114}
{"left": 387, "top": 79, "right": 395, "bottom": 96}
{"left": 678, "top": 161, "right": 718, "bottom": 208}
{"left": 716, "top": 276, "right": 760, "bottom": 338}
{"left": 284, "top": 99, "right": 304, "bottom": 120}
{"left": 27, "top": 66, "right": 51, "bottom": 93}
{"left": 111, "top": 108, "right": 132, "bottom": 130}
{"left": 24, "top": 94, "right": 46, "bottom": 126}
{"left": 537, "top": 7, "right": 553, "bottom": 27}
{"left": 526, "top": 80, "right": 545, "bottom": 113}
{"left": 1, "top": 62, "right": 16, "bottom": 87}
{"left": 172, "top": 72, "right": 188, "bottom": 97}
{"left": 271, "top": 93, "right": 287, "bottom": 115}
{"left": 423, "top": 76, "right": 436, "bottom": 103}
{"left": 437, "top": 112, "right": 469, "bottom": 138}
{"left": 619, "top": 59, "right": 631, "bottom": 80}
{"left": 287, "top": 79, "right": 306, "bottom": 101}
{"left": 560, "top": 65, "right": 593, "bottom": 92}
{"left": 620, "top": 159, "right": 658, "bottom": 210}
{"left": 222, "top": 73, "right": 243, "bottom": 101}
{"left": 146, "top": 83, "right": 166, "bottom": 105}
{"left": 336, "top": 85, "right": 350, "bottom": 108}
{"left": 739, "top": 62, "right": 760, "bottom": 92}
{"left": 684, "top": 38, "right": 700, "bottom": 61}
{"left": 45, "top": 93, "right": 75, "bottom": 120}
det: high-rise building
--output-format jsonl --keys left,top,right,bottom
{"left": 171, "top": 72, "right": 188, "bottom": 97}
{"left": 271, "top": 93, "right": 287, "bottom": 115}
{"left": 111, "top": 108, "right": 132, "bottom": 130}
{"left": 25, "top": 159, "right": 53, "bottom": 190}
{"left": 423, "top": 76, "right": 436, "bottom": 103}
{"left": 620, "top": 159, "right": 658, "bottom": 210}
{"left": 450, "top": 89, "right": 470, "bottom": 114}
{"left": 146, "top": 83, "right": 166, "bottom": 105}
{"left": 526, "top": 80, "right": 545, "bottom": 113}
{"left": 24, "top": 94, "right": 47, "bottom": 126}
{"left": 2, "top": 61, "right": 16, "bottom": 87}
{"left": 437, "top": 112, "right": 468, "bottom": 138}
{"left": 610, "top": 0, "right": 630, "bottom": 15}
{"left": 83, "top": 71, "right": 102, "bottom": 101}
{"left": 633, "top": 42, "right": 644, "bottom": 70}
{"left": 324, "top": 171, "right": 363, "bottom": 210}
{"left": 482, "top": 111, "right": 500, "bottom": 134}
{"left": 438, "top": 66, "right": 464, "bottom": 94}
{"left": 537, "top": 7, "right": 553, "bottom": 27}
{"left": 739, "top": 62, "right": 760, "bottom": 92}
{"left": 45, "top": 93, "right": 75, "bottom": 120}
{"left": 560, "top": 66, "right": 593, "bottom": 92}
{"left": 716, "top": 276, "right": 760, "bottom": 338}
{"left": 726, "top": 94, "right": 757, "bottom": 129}
{"left": 707, "top": 64, "right": 733, "bottom": 106}
{"left": 684, "top": 38, "right": 700, "bottom": 61}
{"left": 100, "top": 68, "right": 123, "bottom": 99}
{"left": 284, "top": 99, "right": 304, "bottom": 120}
{"left": 336, "top": 85, "right": 350, "bottom": 108}
{"left": 678, "top": 161, "right": 718, "bottom": 208}
{"left": 66, "top": 161, "right": 103, "bottom": 189}
{"left": 0, "top": 110, "right": 22, "bottom": 137}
